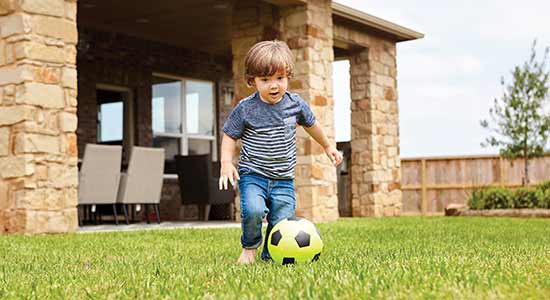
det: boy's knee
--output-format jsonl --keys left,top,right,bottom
{"left": 242, "top": 206, "right": 266, "bottom": 222}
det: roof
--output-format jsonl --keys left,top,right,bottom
{"left": 331, "top": 2, "right": 424, "bottom": 42}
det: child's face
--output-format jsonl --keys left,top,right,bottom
{"left": 253, "top": 69, "right": 288, "bottom": 104}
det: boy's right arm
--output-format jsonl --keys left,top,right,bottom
{"left": 219, "top": 133, "right": 240, "bottom": 190}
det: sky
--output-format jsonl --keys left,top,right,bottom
{"left": 332, "top": 0, "right": 550, "bottom": 158}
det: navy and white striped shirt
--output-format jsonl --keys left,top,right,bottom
{"left": 222, "top": 91, "right": 316, "bottom": 179}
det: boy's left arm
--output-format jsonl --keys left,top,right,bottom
{"left": 303, "top": 121, "right": 343, "bottom": 166}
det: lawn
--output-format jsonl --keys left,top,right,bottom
{"left": 1, "top": 217, "right": 549, "bottom": 299}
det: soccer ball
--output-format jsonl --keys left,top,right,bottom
{"left": 267, "top": 216, "right": 323, "bottom": 265}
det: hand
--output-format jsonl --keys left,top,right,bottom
{"left": 324, "top": 145, "right": 343, "bottom": 166}
{"left": 219, "top": 162, "right": 240, "bottom": 190}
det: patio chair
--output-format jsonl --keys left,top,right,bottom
{"left": 117, "top": 146, "right": 165, "bottom": 224}
{"left": 78, "top": 144, "right": 122, "bottom": 225}
{"left": 175, "top": 154, "right": 235, "bottom": 221}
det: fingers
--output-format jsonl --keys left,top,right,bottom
{"left": 218, "top": 176, "right": 225, "bottom": 190}
{"left": 229, "top": 175, "right": 235, "bottom": 187}
{"left": 335, "top": 152, "right": 343, "bottom": 165}
{"left": 330, "top": 153, "right": 336, "bottom": 165}
{"left": 219, "top": 172, "right": 240, "bottom": 190}
{"left": 328, "top": 150, "right": 344, "bottom": 166}
{"left": 218, "top": 175, "right": 229, "bottom": 190}
{"left": 335, "top": 152, "right": 341, "bottom": 163}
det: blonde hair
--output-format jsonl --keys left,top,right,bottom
{"left": 244, "top": 40, "right": 294, "bottom": 86}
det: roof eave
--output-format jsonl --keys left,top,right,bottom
{"left": 332, "top": 2, "right": 424, "bottom": 42}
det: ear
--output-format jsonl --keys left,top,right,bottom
{"left": 246, "top": 78, "right": 256, "bottom": 88}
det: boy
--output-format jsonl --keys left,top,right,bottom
{"left": 219, "top": 40, "right": 343, "bottom": 264}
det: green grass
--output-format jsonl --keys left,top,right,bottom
{"left": 1, "top": 217, "right": 550, "bottom": 299}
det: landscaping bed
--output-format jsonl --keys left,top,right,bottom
{"left": 446, "top": 205, "right": 550, "bottom": 218}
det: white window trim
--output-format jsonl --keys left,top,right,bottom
{"left": 152, "top": 72, "right": 218, "bottom": 163}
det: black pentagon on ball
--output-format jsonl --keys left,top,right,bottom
{"left": 287, "top": 216, "right": 302, "bottom": 221}
{"left": 282, "top": 257, "right": 295, "bottom": 265}
{"left": 294, "top": 230, "right": 310, "bottom": 248}
{"left": 271, "top": 230, "right": 282, "bottom": 246}
{"left": 312, "top": 253, "right": 321, "bottom": 262}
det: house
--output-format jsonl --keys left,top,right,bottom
{"left": 0, "top": 0, "right": 423, "bottom": 234}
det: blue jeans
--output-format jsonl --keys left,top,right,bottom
{"left": 238, "top": 172, "right": 296, "bottom": 260}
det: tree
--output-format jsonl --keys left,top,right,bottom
{"left": 481, "top": 40, "right": 550, "bottom": 186}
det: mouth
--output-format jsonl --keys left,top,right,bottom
{"left": 269, "top": 92, "right": 279, "bottom": 97}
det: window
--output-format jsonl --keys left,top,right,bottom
{"left": 97, "top": 89, "right": 123, "bottom": 144}
{"left": 152, "top": 74, "right": 217, "bottom": 174}
{"left": 96, "top": 85, "right": 134, "bottom": 163}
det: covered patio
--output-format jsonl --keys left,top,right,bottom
{"left": 0, "top": 0, "right": 422, "bottom": 234}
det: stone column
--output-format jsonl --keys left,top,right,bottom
{"left": 280, "top": 0, "right": 338, "bottom": 222}
{"left": 0, "top": 0, "right": 79, "bottom": 234}
{"left": 349, "top": 42, "right": 402, "bottom": 217}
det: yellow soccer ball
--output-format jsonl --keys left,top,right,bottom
{"left": 267, "top": 217, "right": 323, "bottom": 265}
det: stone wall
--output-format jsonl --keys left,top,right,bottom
{"left": 77, "top": 28, "right": 233, "bottom": 221}
{"left": 334, "top": 23, "right": 402, "bottom": 217}
{"left": 0, "top": 0, "right": 79, "bottom": 233}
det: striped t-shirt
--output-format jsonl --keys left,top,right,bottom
{"left": 222, "top": 91, "right": 316, "bottom": 179}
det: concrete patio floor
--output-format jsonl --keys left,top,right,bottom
{"left": 77, "top": 221, "right": 241, "bottom": 234}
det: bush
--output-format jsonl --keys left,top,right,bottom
{"left": 513, "top": 187, "right": 539, "bottom": 208}
{"left": 534, "top": 181, "right": 550, "bottom": 209}
{"left": 468, "top": 181, "right": 550, "bottom": 210}
{"left": 468, "top": 187, "right": 514, "bottom": 210}
{"left": 535, "top": 180, "right": 550, "bottom": 193}
{"left": 534, "top": 189, "right": 550, "bottom": 209}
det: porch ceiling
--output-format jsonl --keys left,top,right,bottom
{"left": 78, "top": 0, "right": 233, "bottom": 56}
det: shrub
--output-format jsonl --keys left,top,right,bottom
{"left": 535, "top": 180, "right": 550, "bottom": 193}
{"left": 534, "top": 181, "right": 550, "bottom": 209}
{"left": 468, "top": 189, "right": 485, "bottom": 210}
{"left": 469, "top": 182, "right": 550, "bottom": 210}
{"left": 513, "top": 187, "right": 539, "bottom": 208}
{"left": 468, "top": 187, "right": 514, "bottom": 210}
{"left": 534, "top": 189, "right": 550, "bottom": 209}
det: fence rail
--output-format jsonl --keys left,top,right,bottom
{"left": 401, "top": 154, "right": 550, "bottom": 215}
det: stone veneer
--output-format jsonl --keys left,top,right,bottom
{"left": 231, "top": 0, "right": 338, "bottom": 222}
{"left": 334, "top": 23, "right": 402, "bottom": 217}
{"left": 0, "top": 0, "right": 79, "bottom": 233}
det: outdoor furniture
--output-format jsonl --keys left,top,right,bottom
{"left": 78, "top": 144, "right": 122, "bottom": 225}
{"left": 175, "top": 154, "right": 235, "bottom": 221}
{"left": 117, "top": 146, "right": 165, "bottom": 224}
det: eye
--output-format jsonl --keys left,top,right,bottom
{"left": 278, "top": 76, "right": 284, "bottom": 80}
{"left": 261, "top": 78, "right": 268, "bottom": 82}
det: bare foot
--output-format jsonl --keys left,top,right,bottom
{"left": 237, "top": 248, "right": 257, "bottom": 264}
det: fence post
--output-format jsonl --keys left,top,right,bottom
{"left": 499, "top": 156, "right": 505, "bottom": 187}
{"left": 421, "top": 159, "right": 427, "bottom": 215}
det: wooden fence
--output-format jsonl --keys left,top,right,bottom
{"left": 401, "top": 154, "right": 550, "bottom": 215}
